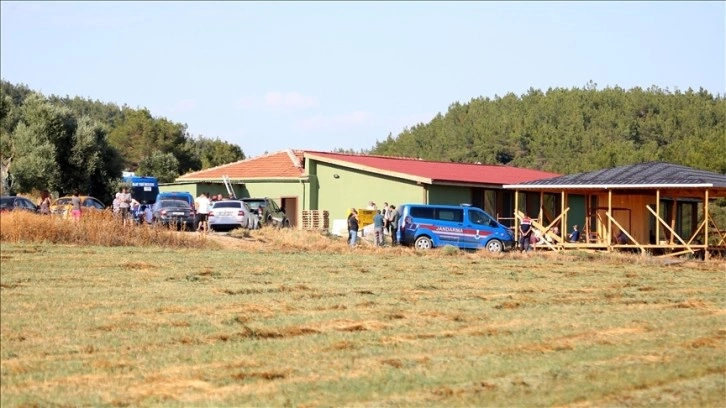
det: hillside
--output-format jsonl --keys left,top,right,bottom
{"left": 371, "top": 84, "right": 726, "bottom": 175}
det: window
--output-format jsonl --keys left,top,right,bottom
{"left": 436, "top": 209, "right": 463, "bottom": 222}
{"left": 213, "top": 202, "right": 242, "bottom": 209}
{"left": 468, "top": 209, "right": 492, "bottom": 225}
{"left": 410, "top": 207, "right": 435, "bottom": 219}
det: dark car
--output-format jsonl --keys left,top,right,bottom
{"left": 151, "top": 199, "right": 194, "bottom": 229}
{"left": 0, "top": 196, "right": 38, "bottom": 214}
{"left": 240, "top": 197, "right": 290, "bottom": 228}
{"left": 155, "top": 192, "right": 196, "bottom": 229}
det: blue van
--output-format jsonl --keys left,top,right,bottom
{"left": 396, "top": 204, "right": 515, "bottom": 252}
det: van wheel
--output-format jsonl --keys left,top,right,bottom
{"left": 486, "top": 239, "right": 503, "bottom": 253}
{"left": 415, "top": 236, "right": 433, "bottom": 250}
{"left": 282, "top": 219, "right": 290, "bottom": 228}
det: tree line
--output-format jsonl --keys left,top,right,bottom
{"left": 371, "top": 82, "right": 726, "bottom": 175}
{"left": 0, "top": 80, "right": 245, "bottom": 202}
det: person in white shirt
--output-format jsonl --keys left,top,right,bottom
{"left": 195, "top": 192, "right": 211, "bottom": 233}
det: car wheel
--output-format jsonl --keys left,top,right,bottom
{"left": 414, "top": 236, "right": 433, "bottom": 250}
{"left": 282, "top": 218, "right": 290, "bottom": 228}
{"left": 486, "top": 239, "right": 503, "bottom": 253}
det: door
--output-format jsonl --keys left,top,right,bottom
{"left": 281, "top": 197, "right": 298, "bottom": 228}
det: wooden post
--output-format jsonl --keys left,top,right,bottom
{"left": 607, "top": 189, "right": 613, "bottom": 251}
{"left": 705, "top": 189, "right": 710, "bottom": 261}
{"left": 560, "top": 190, "right": 567, "bottom": 239}
{"left": 514, "top": 190, "right": 520, "bottom": 243}
{"left": 670, "top": 198, "right": 677, "bottom": 245}
{"left": 655, "top": 189, "right": 660, "bottom": 244}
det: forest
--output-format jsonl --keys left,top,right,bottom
{"left": 1, "top": 80, "right": 725, "bottom": 205}
{"left": 0, "top": 80, "right": 245, "bottom": 202}
{"left": 371, "top": 82, "right": 726, "bottom": 175}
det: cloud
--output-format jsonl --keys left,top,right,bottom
{"left": 295, "top": 111, "right": 370, "bottom": 132}
{"left": 264, "top": 92, "right": 319, "bottom": 109}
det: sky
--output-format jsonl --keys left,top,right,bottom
{"left": 1, "top": 1, "right": 725, "bottom": 158}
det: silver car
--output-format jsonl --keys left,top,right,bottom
{"left": 208, "top": 200, "right": 254, "bottom": 231}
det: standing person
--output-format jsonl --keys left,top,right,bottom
{"left": 373, "top": 209, "right": 385, "bottom": 247}
{"left": 195, "top": 192, "right": 211, "bottom": 233}
{"left": 38, "top": 190, "right": 51, "bottom": 215}
{"left": 348, "top": 208, "right": 359, "bottom": 247}
{"left": 389, "top": 205, "right": 400, "bottom": 246}
{"left": 382, "top": 202, "right": 390, "bottom": 235}
{"left": 519, "top": 213, "right": 533, "bottom": 252}
{"left": 70, "top": 190, "right": 82, "bottom": 221}
{"left": 116, "top": 187, "right": 132, "bottom": 226}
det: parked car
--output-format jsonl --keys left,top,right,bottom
{"left": 397, "top": 203, "right": 515, "bottom": 253}
{"left": 240, "top": 197, "right": 289, "bottom": 228}
{"left": 151, "top": 199, "right": 194, "bottom": 229}
{"left": 0, "top": 196, "right": 38, "bottom": 214}
{"left": 50, "top": 196, "right": 106, "bottom": 218}
{"left": 208, "top": 200, "right": 253, "bottom": 231}
{"left": 155, "top": 192, "right": 196, "bottom": 229}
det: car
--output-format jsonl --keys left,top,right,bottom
{"left": 0, "top": 196, "right": 39, "bottom": 214}
{"left": 50, "top": 196, "right": 106, "bottom": 218}
{"left": 155, "top": 192, "right": 196, "bottom": 229}
{"left": 397, "top": 203, "right": 515, "bottom": 253}
{"left": 208, "top": 200, "right": 253, "bottom": 231}
{"left": 151, "top": 199, "right": 195, "bottom": 229}
{"left": 240, "top": 197, "right": 290, "bottom": 228}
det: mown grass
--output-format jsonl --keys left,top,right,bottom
{"left": 1, "top": 234, "right": 724, "bottom": 407}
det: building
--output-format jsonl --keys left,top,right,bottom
{"left": 163, "top": 149, "right": 560, "bottom": 229}
{"left": 504, "top": 162, "right": 726, "bottom": 260}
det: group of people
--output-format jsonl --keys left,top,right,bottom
{"left": 347, "top": 201, "right": 400, "bottom": 247}
{"left": 518, "top": 214, "right": 581, "bottom": 252}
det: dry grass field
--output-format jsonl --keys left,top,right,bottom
{"left": 1, "top": 213, "right": 725, "bottom": 407}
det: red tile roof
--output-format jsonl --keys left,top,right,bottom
{"left": 177, "top": 150, "right": 305, "bottom": 180}
{"left": 305, "top": 151, "right": 560, "bottom": 185}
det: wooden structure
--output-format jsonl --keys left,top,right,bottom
{"left": 504, "top": 162, "right": 726, "bottom": 260}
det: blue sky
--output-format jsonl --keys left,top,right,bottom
{"left": 2, "top": 1, "right": 724, "bottom": 158}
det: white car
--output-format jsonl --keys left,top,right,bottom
{"left": 208, "top": 200, "right": 254, "bottom": 231}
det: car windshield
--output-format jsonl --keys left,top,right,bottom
{"left": 54, "top": 198, "right": 73, "bottom": 206}
{"left": 159, "top": 200, "right": 189, "bottom": 208}
{"left": 213, "top": 201, "right": 242, "bottom": 209}
{"left": 242, "top": 200, "right": 264, "bottom": 210}
{"left": 0, "top": 197, "right": 14, "bottom": 207}
{"left": 159, "top": 195, "right": 190, "bottom": 203}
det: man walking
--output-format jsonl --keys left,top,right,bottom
{"left": 195, "top": 192, "right": 211, "bottom": 233}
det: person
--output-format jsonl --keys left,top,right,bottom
{"left": 568, "top": 225, "right": 581, "bottom": 243}
{"left": 116, "top": 187, "right": 132, "bottom": 226}
{"left": 366, "top": 201, "right": 377, "bottom": 211}
{"left": 217, "top": 193, "right": 224, "bottom": 202}
{"left": 142, "top": 204, "right": 153, "bottom": 224}
{"left": 38, "top": 190, "right": 51, "bottom": 215}
{"left": 112, "top": 196, "right": 120, "bottom": 218}
{"left": 348, "top": 208, "right": 359, "bottom": 247}
{"left": 616, "top": 229, "right": 629, "bottom": 245}
{"left": 373, "top": 209, "right": 385, "bottom": 247}
{"left": 519, "top": 213, "right": 533, "bottom": 251}
{"left": 389, "top": 205, "right": 399, "bottom": 246}
{"left": 70, "top": 190, "right": 82, "bottom": 221}
{"left": 195, "top": 192, "right": 211, "bottom": 233}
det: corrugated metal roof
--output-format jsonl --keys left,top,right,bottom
{"left": 505, "top": 162, "right": 726, "bottom": 189}
{"left": 305, "top": 151, "right": 560, "bottom": 185}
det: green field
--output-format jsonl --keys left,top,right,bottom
{"left": 1, "top": 242, "right": 724, "bottom": 407}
